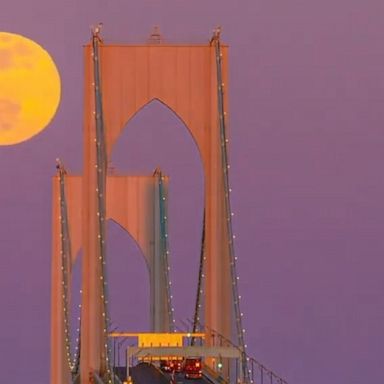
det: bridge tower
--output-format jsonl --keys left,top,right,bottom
{"left": 51, "top": 169, "right": 174, "bottom": 383}
{"left": 51, "top": 28, "right": 247, "bottom": 384}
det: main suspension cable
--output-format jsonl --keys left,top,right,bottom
{"left": 192, "top": 209, "right": 206, "bottom": 346}
{"left": 212, "top": 29, "right": 250, "bottom": 383}
{"left": 156, "top": 169, "right": 176, "bottom": 332}
{"left": 56, "top": 160, "right": 81, "bottom": 376}
{"left": 91, "top": 27, "right": 113, "bottom": 383}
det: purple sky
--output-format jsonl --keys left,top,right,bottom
{"left": 1, "top": 1, "right": 384, "bottom": 383}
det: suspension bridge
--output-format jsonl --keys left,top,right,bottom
{"left": 50, "top": 27, "right": 288, "bottom": 384}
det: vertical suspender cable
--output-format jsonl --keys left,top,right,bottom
{"left": 92, "top": 31, "right": 113, "bottom": 383}
{"left": 213, "top": 35, "right": 250, "bottom": 383}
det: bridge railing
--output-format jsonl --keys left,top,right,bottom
{"left": 187, "top": 321, "right": 288, "bottom": 384}
{"left": 248, "top": 358, "right": 288, "bottom": 384}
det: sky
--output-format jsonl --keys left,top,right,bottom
{"left": 1, "top": 0, "right": 384, "bottom": 383}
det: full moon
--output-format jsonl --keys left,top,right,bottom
{"left": 0, "top": 32, "right": 61, "bottom": 145}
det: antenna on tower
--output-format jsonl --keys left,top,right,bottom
{"left": 91, "top": 22, "right": 103, "bottom": 41}
{"left": 148, "top": 26, "right": 163, "bottom": 44}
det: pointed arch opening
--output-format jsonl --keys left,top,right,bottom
{"left": 112, "top": 98, "right": 204, "bottom": 165}
{"left": 110, "top": 98, "right": 204, "bottom": 328}
{"left": 106, "top": 219, "right": 150, "bottom": 332}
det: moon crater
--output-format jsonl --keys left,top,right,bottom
{"left": 0, "top": 98, "right": 21, "bottom": 132}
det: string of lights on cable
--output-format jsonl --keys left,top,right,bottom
{"left": 212, "top": 28, "right": 250, "bottom": 383}
{"left": 191, "top": 208, "right": 206, "bottom": 345}
{"left": 157, "top": 169, "right": 177, "bottom": 332}
{"left": 92, "top": 30, "right": 113, "bottom": 383}
{"left": 57, "top": 160, "right": 81, "bottom": 375}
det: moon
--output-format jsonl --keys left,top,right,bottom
{"left": 0, "top": 32, "right": 61, "bottom": 145}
